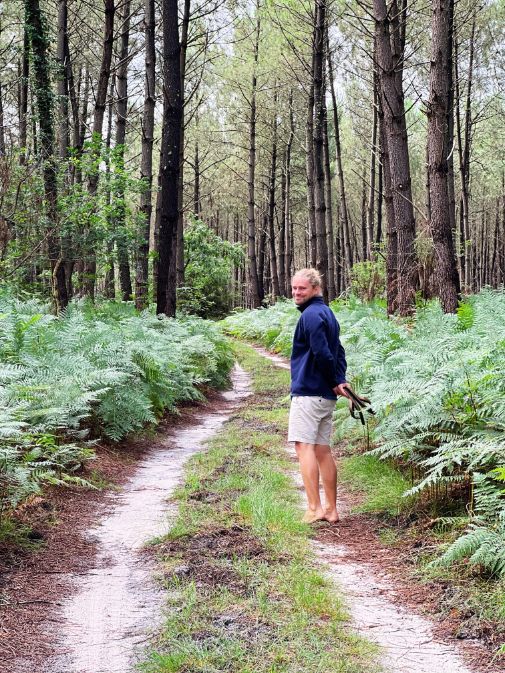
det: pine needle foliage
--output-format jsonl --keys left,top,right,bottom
{"left": 0, "top": 294, "right": 233, "bottom": 521}
{"left": 222, "top": 290, "right": 505, "bottom": 575}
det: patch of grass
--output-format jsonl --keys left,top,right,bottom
{"left": 142, "top": 343, "right": 379, "bottom": 673}
{"left": 339, "top": 454, "right": 416, "bottom": 517}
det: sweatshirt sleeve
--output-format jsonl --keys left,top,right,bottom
{"left": 305, "top": 312, "right": 347, "bottom": 387}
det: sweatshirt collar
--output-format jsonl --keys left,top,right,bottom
{"left": 296, "top": 295, "right": 324, "bottom": 313}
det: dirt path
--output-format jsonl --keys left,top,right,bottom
{"left": 255, "top": 346, "right": 497, "bottom": 673}
{"left": 1, "top": 348, "right": 498, "bottom": 673}
{"left": 2, "top": 365, "right": 251, "bottom": 673}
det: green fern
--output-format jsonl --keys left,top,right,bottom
{"left": 225, "top": 289, "right": 505, "bottom": 571}
{"left": 0, "top": 293, "right": 234, "bottom": 521}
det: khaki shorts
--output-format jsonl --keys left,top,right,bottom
{"left": 288, "top": 396, "right": 336, "bottom": 445}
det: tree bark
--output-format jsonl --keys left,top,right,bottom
{"left": 426, "top": 0, "right": 460, "bottom": 312}
{"left": 103, "top": 79, "right": 115, "bottom": 299}
{"left": 284, "top": 89, "right": 294, "bottom": 293}
{"left": 306, "top": 43, "right": 317, "bottom": 269}
{"left": 0, "top": 83, "right": 5, "bottom": 156}
{"left": 176, "top": 0, "right": 191, "bottom": 287}
{"left": 115, "top": 0, "right": 133, "bottom": 301}
{"left": 246, "top": 10, "right": 262, "bottom": 307}
{"left": 378, "top": 88, "right": 397, "bottom": 313}
{"left": 366, "top": 76, "right": 378, "bottom": 259}
{"left": 455, "top": 16, "right": 476, "bottom": 291}
{"left": 193, "top": 140, "right": 201, "bottom": 217}
{"left": 312, "top": 0, "right": 329, "bottom": 300}
{"left": 19, "top": 28, "right": 29, "bottom": 163}
{"left": 267, "top": 88, "right": 280, "bottom": 299}
{"left": 83, "top": 0, "right": 115, "bottom": 299}
{"left": 24, "top": 0, "right": 68, "bottom": 311}
{"left": 327, "top": 37, "right": 351, "bottom": 284}
{"left": 322, "top": 75, "right": 336, "bottom": 300}
{"left": 135, "top": 0, "right": 156, "bottom": 309}
{"left": 156, "top": 0, "right": 182, "bottom": 316}
{"left": 56, "top": 0, "right": 69, "bottom": 161}
{"left": 373, "top": 0, "right": 417, "bottom": 315}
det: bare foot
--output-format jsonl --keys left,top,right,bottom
{"left": 323, "top": 509, "right": 340, "bottom": 523}
{"left": 302, "top": 508, "right": 326, "bottom": 523}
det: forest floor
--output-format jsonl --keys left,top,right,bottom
{"left": 0, "top": 343, "right": 503, "bottom": 673}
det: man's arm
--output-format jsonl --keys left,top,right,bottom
{"left": 306, "top": 314, "right": 347, "bottom": 389}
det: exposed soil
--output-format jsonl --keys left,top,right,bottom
{"left": 315, "top": 476, "right": 504, "bottom": 673}
{"left": 158, "top": 524, "right": 268, "bottom": 562}
{"left": 0, "top": 386, "right": 238, "bottom": 673}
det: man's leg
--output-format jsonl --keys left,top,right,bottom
{"left": 295, "top": 441, "right": 325, "bottom": 523}
{"left": 314, "top": 444, "right": 339, "bottom": 522}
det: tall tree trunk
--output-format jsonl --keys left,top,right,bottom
{"left": 257, "top": 217, "right": 267, "bottom": 299}
{"left": 246, "top": 10, "right": 262, "bottom": 307}
{"left": 327, "top": 37, "right": 351, "bottom": 283}
{"left": 83, "top": 0, "right": 115, "bottom": 299}
{"left": 103, "top": 80, "right": 115, "bottom": 299}
{"left": 135, "top": 0, "right": 156, "bottom": 309}
{"left": 446, "top": 0, "right": 457, "bottom": 253}
{"left": 322, "top": 74, "right": 336, "bottom": 300}
{"left": 279, "top": 158, "right": 287, "bottom": 296}
{"left": 375, "top": 146, "right": 383, "bottom": 247}
{"left": 176, "top": 0, "right": 191, "bottom": 287}
{"left": 373, "top": 0, "right": 417, "bottom": 315}
{"left": 115, "top": 0, "right": 133, "bottom": 301}
{"left": 19, "top": 28, "right": 29, "bottom": 163}
{"left": 56, "top": 0, "right": 74, "bottom": 296}
{"left": 312, "top": 0, "right": 329, "bottom": 300}
{"left": 193, "top": 140, "right": 201, "bottom": 217}
{"left": 268, "top": 88, "right": 280, "bottom": 299}
{"left": 74, "top": 66, "right": 89, "bottom": 185}
{"left": 56, "top": 0, "right": 69, "bottom": 161}
{"left": 366, "top": 76, "right": 378, "bottom": 259}
{"left": 378, "top": 91, "right": 397, "bottom": 313}
{"left": 0, "top": 82, "right": 5, "bottom": 156}
{"left": 360, "top": 166, "right": 367, "bottom": 262}
{"left": 306, "top": 46, "right": 317, "bottom": 268}
{"left": 66, "top": 44, "right": 80, "bottom": 154}
{"left": 156, "top": 0, "right": 182, "bottom": 316}
{"left": 24, "top": 0, "right": 68, "bottom": 311}
{"left": 284, "top": 89, "right": 294, "bottom": 292}
{"left": 427, "top": 0, "right": 460, "bottom": 312}
{"left": 455, "top": 16, "right": 476, "bottom": 291}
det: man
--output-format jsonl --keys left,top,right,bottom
{"left": 288, "top": 268, "right": 349, "bottom": 523}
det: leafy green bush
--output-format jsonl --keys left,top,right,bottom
{"left": 0, "top": 294, "right": 234, "bottom": 522}
{"left": 178, "top": 217, "right": 244, "bottom": 319}
{"left": 350, "top": 259, "right": 386, "bottom": 301}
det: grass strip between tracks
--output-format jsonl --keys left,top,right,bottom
{"left": 141, "top": 342, "right": 379, "bottom": 673}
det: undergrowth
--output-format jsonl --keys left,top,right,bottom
{"left": 143, "top": 343, "right": 379, "bottom": 673}
{"left": 222, "top": 290, "right": 505, "bottom": 578}
{"left": 338, "top": 454, "right": 416, "bottom": 518}
{"left": 0, "top": 293, "right": 233, "bottom": 530}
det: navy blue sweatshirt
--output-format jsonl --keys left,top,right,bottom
{"left": 290, "top": 296, "right": 347, "bottom": 399}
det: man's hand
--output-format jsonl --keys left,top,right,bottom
{"left": 333, "top": 383, "right": 351, "bottom": 398}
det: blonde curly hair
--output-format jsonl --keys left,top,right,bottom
{"left": 292, "top": 268, "right": 322, "bottom": 288}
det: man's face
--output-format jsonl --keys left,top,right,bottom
{"left": 291, "top": 275, "right": 320, "bottom": 305}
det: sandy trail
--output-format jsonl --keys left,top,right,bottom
{"left": 11, "top": 365, "right": 251, "bottom": 673}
